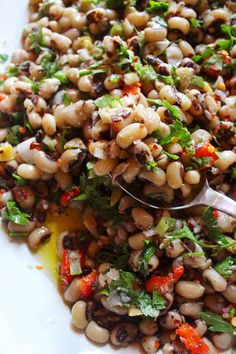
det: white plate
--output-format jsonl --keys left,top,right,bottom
{"left": 0, "top": 2, "right": 137, "bottom": 353}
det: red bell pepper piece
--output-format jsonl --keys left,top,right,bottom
{"left": 60, "top": 187, "right": 81, "bottom": 206}
{"left": 194, "top": 142, "right": 218, "bottom": 169}
{"left": 176, "top": 323, "right": 209, "bottom": 354}
{"left": 123, "top": 82, "right": 141, "bottom": 96}
{"left": 76, "top": 271, "right": 99, "bottom": 299}
{"left": 145, "top": 265, "right": 184, "bottom": 294}
{"left": 60, "top": 249, "right": 74, "bottom": 283}
{"left": 204, "top": 65, "right": 220, "bottom": 78}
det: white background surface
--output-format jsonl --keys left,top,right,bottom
{"left": 0, "top": 2, "right": 135, "bottom": 353}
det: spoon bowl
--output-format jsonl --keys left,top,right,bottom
{"left": 113, "top": 174, "right": 236, "bottom": 218}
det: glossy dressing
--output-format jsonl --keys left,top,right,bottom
{"left": 38, "top": 207, "right": 85, "bottom": 281}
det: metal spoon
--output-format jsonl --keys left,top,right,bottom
{"left": 114, "top": 175, "right": 236, "bottom": 218}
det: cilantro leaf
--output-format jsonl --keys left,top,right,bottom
{"left": 0, "top": 54, "right": 8, "bottom": 63}
{"left": 155, "top": 216, "right": 176, "bottom": 236}
{"left": 168, "top": 222, "right": 196, "bottom": 242}
{"left": 157, "top": 120, "right": 192, "bottom": 148}
{"left": 203, "top": 53, "right": 223, "bottom": 71}
{"left": 215, "top": 256, "right": 236, "bottom": 278}
{"left": 163, "top": 151, "right": 179, "bottom": 160}
{"left": 138, "top": 244, "right": 156, "bottom": 276}
{"left": 12, "top": 173, "right": 27, "bottom": 186}
{"left": 133, "top": 290, "right": 165, "bottom": 317}
{"left": 192, "top": 47, "right": 214, "bottom": 63}
{"left": 191, "top": 76, "right": 205, "bottom": 89}
{"left": 2, "top": 200, "right": 30, "bottom": 225}
{"left": 6, "top": 125, "right": 22, "bottom": 145}
{"left": 134, "top": 60, "right": 157, "bottom": 83}
{"left": 29, "top": 26, "right": 47, "bottom": 53}
{"left": 190, "top": 18, "right": 203, "bottom": 29}
{"left": 108, "top": 270, "right": 165, "bottom": 318}
{"left": 203, "top": 207, "right": 225, "bottom": 245}
{"left": 95, "top": 95, "right": 123, "bottom": 108}
{"left": 191, "top": 156, "right": 212, "bottom": 168}
{"left": 41, "top": 53, "right": 59, "bottom": 78}
{"left": 62, "top": 93, "right": 72, "bottom": 106}
{"left": 148, "top": 98, "right": 181, "bottom": 120}
{"left": 146, "top": 0, "right": 169, "bottom": 12}
{"left": 200, "top": 311, "right": 236, "bottom": 334}
{"left": 7, "top": 65, "right": 19, "bottom": 77}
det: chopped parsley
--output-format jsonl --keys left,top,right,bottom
{"left": 0, "top": 54, "right": 8, "bottom": 63}
{"left": 215, "top": 256, "right": 236, "bottom": 279}
{"left": 29, "top": 26, "right": 47, "bottom": 53}
{"left": 156, "top": 120, "right": 192, "bottom": 148}
{"left": 192, "top": 47, "right": 214, "bottom": 63}
{"left": 217, "top": 24, "right": 236, "bottom": 51}
{"left": 137, "top": 243, "right": 156, "bottom": 276}
{"left": 62, "top": 93, "right": 72, "bottom": 106}
{"left": 191, "top": 76, "right": 205, "bottom": 89}
{"left": 2, "top": 200, "right": 30, "bottom": 226}
{"left": 7, "top": 65, "right": 19, "bottom": 78}
{"left": 146, "top": 0, "right": 169, "bottom": 12}
{"left": 200, "top": 311, "right": 236, "bottom": 335}
{"left": 12, "top": 173, "right": 27, "bottom": 186}
{"left": 190, "top": 18, "right": 203, "bottom": 29}
{"left": 134, "top": 60, "right": 157, "bottom": 83}
{"left": 155, "top": 216, "right": 176, "bottom": 236}
{"left": 107, "top": 270, "right": 165, "bottom": 318}
{"left": 148, "top": 98, "right": 181, "bottom": 120}
{"left": 95, "top": 94, "right": 123, "bottom": 108}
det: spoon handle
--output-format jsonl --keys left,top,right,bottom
{"left": 199, "top": 186, "right": 236, "bottom": 219}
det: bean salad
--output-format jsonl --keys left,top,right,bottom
{"left": 0, "top": 0, "right": 236, "bottom": 353}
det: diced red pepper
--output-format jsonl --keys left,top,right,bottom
{"left": 76, "top": 271, "right": 99, "bottom": 299}
{"left": 123, "top": 82, "right": 141, "bottom": 96}
{"left": 60, "top": 249, "right": 74, "bottom": 283}
{"left": 194, "top": 142, "right": 218, "bottom": 169}
{"left": 176, "top": 323, "right": 209, "bottom": 354}
{"left": 60, "top": 187, "right": 81, "bottom": 206}
{"left": 204, "top": 65, "right": 220, "bottom": 78}
{"left": 213, "top": 210, "right": 219, "bottom": 218}
{"left": 145, "top": 265, "right": 184, "bottom": 294}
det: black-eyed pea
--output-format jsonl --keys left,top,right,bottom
{"left": 202, "top": 267, "right": 227, "bottom": 292}
{"left": 179, "top": 40, "right": 195, "bottom": 57}
{"left": 93, "top": 158, "right": 118, "bottom": 176}
{"left": 27, "top": 226, "right": 51, "bottom": 251}
{"left": 179, "top": 302, "right": 203, "bottom": 319}
{"left": 202, "top": 337, "right": 218, "bottom": 354}
{"left": 98, "top": 262, "right": 112, "bottom": 273}
{"left": 131, "top": 207, "right": 154, "bottom": 230}
{"left": 116, "top": 123, "right": 148, "bottom": 149}
{"left": 184, "top": 170, "right": 201, "bottom": 185}
{"left": 144, "top": 26, "right": 167, "bottom": 43}
{"left": 211, "top": 333, "right": 234, "bottom": 351}
{"left": 144, "top": 184, "right": 174, "bottom": 204}
{"left": 193, "top": 319, "right": 207, "bottom": 337}
{"left": 34, "top": 151, "right": 58, "bottom": 174}
{"left": 175, "top": 281, "right": 205, "bottom": 299}
{"left": 215, "top": 151, "right": 236, "bottom": 171}
{"left": 166, "top": 162, "right": 184, "bottom": 189}
{"left": 128, "top": 232, "right": 147, "bottom": 250}
{"left": 110, "top": 322, "right": 138, "bottom": 346}
{"left": 157, "top": 122, "right": 170, "bottom": 137}
{"left": 141, "top": 336, "right": 160, "bottom": 354}
{"left": 204, "top": 294, "right": 226, "bottom": 314}
{"left": 139, "top": 319, "right": 158, "bottom": 336}
{"left": 191, "top": 129, "right": 212, "bottom": 144}
{"left": 17, "top": 164, "right": 41, "bottom": 181}
{"left": 168, "top": 17, "right": 190, "bottom": 35}
{"left": 122, "top": 157, "right": 140, "bottom": 183}
{"left": 159, "top": 85, "right": 177, "bottom": 104}
{"left": 85, "top": 321, "right": 110, "bottom": 344}
{"left": 165, "top": 143, "right": 182, "bottom": 155}
{"left": 166, "top": 44, "right": 184, "bottom": 66}
{"left": 160, "top": 311, "right": 184, "bottom": 329}
{"left": 126, "top": 11, "right": 149, "bottom": 28}
{"left": 139, "top": 168, "right": 166, "bottom": 187}
{"left": 222, "top": 284, "right": 236, "bottom": 304}
{"left": 71, "top": 301, "right": 88, "bottom": 330}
